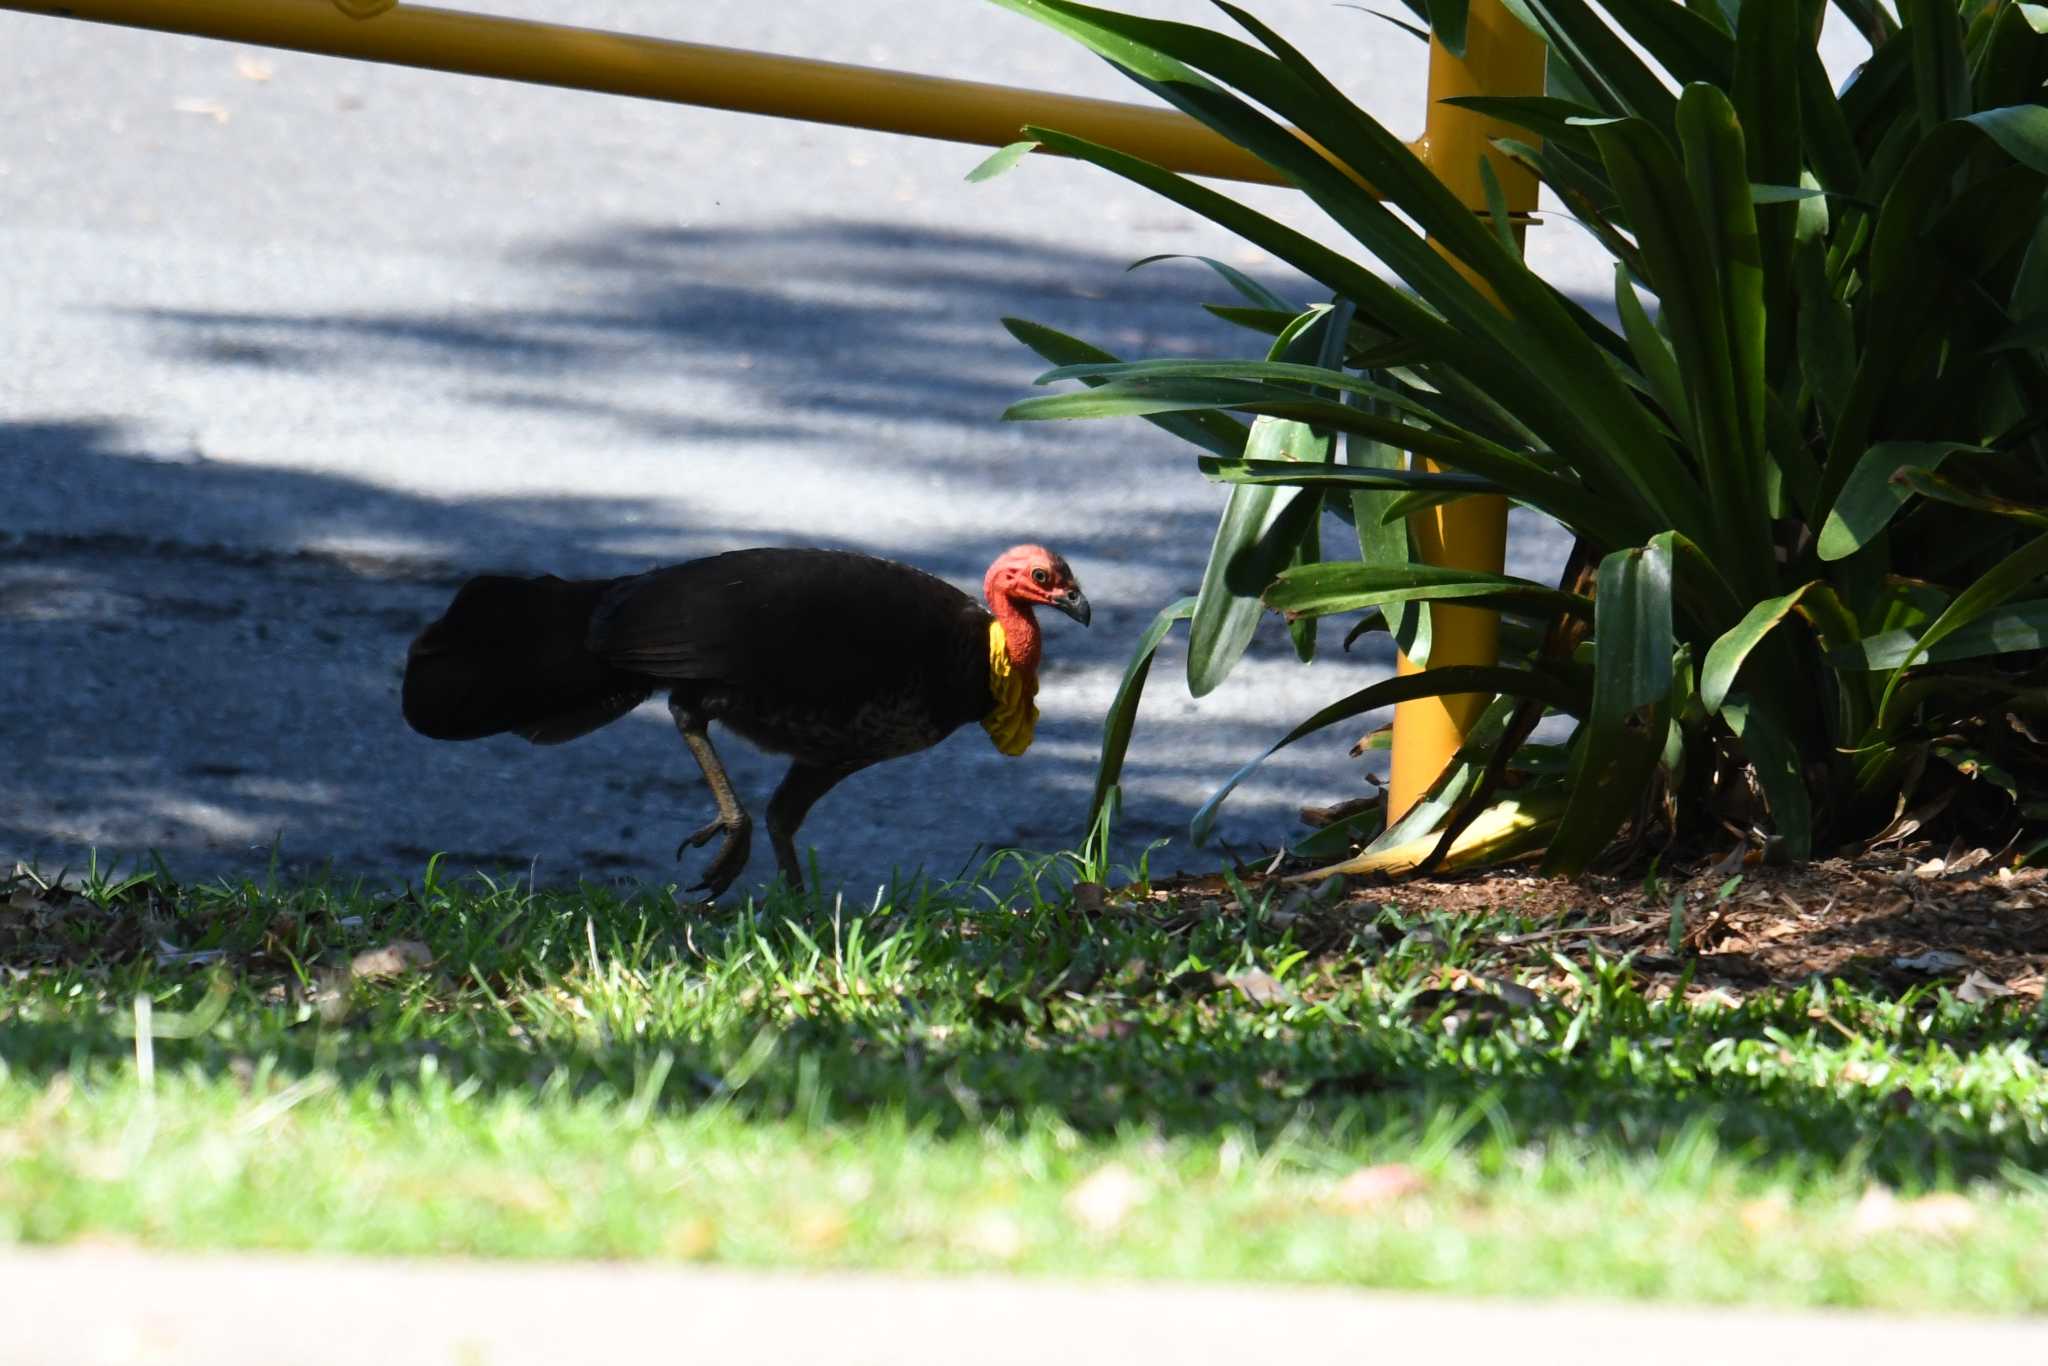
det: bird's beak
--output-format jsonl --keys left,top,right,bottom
{"left": 1053, "top": 587, "right": 1092, "bottom": 627}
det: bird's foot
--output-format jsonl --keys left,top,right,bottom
{"left": 676, "top": 813, "right": 753, "bottom": 899}
{"left": 675, "top": 818, "right": 723, "bottom": 858}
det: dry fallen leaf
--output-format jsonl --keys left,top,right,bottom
{"left": 1324, "top": 1163, "right": 1430, "bottom": 1214}
{"left": 1891, "top": 949, "right": 1970, "bottom": 974}
{"left": 1227, "top": 968, "right": 1297, "bottom": 1007}
{"left": 349, "top": 941, "right": 433, "bottom": 981}
{"left": 154, "top": 940, "right": 227, "bottom": 967}
{"left": 1065, "top": 1163, "right": 1146, "bottom": 1235}
{"left": 1956, "top": 969, "right": 2017, "bottom": 1004}
{"left": 1947, "top": 847, "right": 1993, "bottom": 876}
{"left": 1071, "top": 881, "right": 1107, "bottom": 915}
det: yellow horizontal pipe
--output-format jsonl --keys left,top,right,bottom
{"left": 4, "top": 0, "right": 1334, "bottom": 186}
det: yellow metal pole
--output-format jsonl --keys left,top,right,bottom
{"left": 3, "top": 0, "right": 1307, "bottom": 186}
{"left": 1386, "top": 2, "right": 1545, "bottom": 823}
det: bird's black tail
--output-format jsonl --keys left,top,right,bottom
{"left": 402, "top": 574, "right": 651, "bottom": 746}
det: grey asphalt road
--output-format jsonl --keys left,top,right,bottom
{"left": 8, "top": 1248, "right": 2047, "bottom": 1365}
{"left": 0, "top": 4, "right": 1866, "bottom": 899}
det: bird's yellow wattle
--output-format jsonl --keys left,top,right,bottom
{"left": 981, "top": 619, "right": 1038, "bottom": 757}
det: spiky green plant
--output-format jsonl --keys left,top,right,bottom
{"left": 985, "top": 0, "right": 2048, "bottom": 873}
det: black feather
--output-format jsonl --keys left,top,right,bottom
{"left": 402, "top": 575, "right": 648, "bottom": 742}
{"left": 591, "top": 550, "right": 986, "bottom": 697}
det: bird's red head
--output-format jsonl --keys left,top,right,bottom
{"left": 983, "top": 544, "right": 1090, "bottom": 673}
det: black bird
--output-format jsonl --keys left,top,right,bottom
{"left": 401, "top": 544, "right": 1089, "bottom": 897}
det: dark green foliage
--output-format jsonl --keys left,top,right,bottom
{"left": 991, "top": 0, "right": 2048, "bottom": 869}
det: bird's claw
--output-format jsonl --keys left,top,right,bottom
{"left": 677, "top": 813, "right": 752, "bottom": 899}
{"left": 676, "top": 819, "right": 725, "bottom": 857}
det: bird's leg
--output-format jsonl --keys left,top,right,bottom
{"left": 668, "top": 698, "right": 752, "bottom": 898}
{"left": 765, "top": 762, "right": 860, "bottom": 894}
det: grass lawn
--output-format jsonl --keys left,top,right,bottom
{"left": 2, "top": 851, "right": 2045, "bottom": 1311}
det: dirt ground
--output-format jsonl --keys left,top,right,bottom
{"left": 1152, "top": 840, "right": 2048, "bottom": 1007}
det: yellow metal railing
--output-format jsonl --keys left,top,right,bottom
{"left": 7, "top": 0, "right": 1310, "bottom": 185}
{"left": 7, "top": 0, "right": 1544, "bottom": 827}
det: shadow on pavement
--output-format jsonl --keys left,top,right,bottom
{"left": 4, "top": 218, "right": 1575, "bottom": 893}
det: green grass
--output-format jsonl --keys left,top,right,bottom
{"left": 2, "top": 853, "right": 2046, "bottom": 1309}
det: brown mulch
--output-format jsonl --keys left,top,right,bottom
{"left": 1150, "top": 841, "right": 2048, "bottom": 1005}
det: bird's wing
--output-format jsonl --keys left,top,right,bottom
{"left": 587, "top": 549, "right": 980, "bottom": 701}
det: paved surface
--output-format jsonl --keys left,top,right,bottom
{"left": 6, "top": 1247, "right": 2045, "bottom": 1365}
{"left": 0, "top": 4, "right": 1867, "bottom": 898}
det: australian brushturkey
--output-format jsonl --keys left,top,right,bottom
{"left": 400, "top": 544, "right": 1089, "bottom": 897}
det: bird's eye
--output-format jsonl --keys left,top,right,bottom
{"left": 1031, "top": 567, "right": 1051, "bottom": 587}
